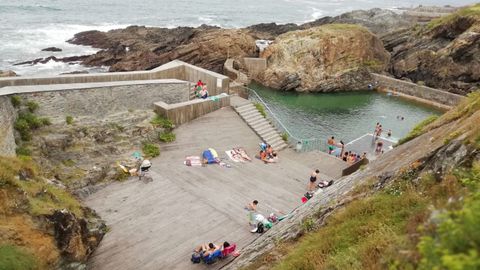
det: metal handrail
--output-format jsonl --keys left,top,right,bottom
{"left": 241, "top": 85, "right": 326, "bottom": 152}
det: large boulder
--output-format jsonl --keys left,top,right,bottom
{"left": 0, "top": 70, "right": 17, "bottom": 77}
{"left": 386, "top": 4, "right": 480, "bottom": 95}
{"left": 258, "top": 24, "right": 390, "bottom": 92}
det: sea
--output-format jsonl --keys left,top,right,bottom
{"left": 0, "top": 0, "right": 476, "bottom": 76}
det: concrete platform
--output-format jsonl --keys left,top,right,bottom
{"left": 345, "top": 133, "right": 396, "bottom": 160}
{"left": 85, "top": 107, "right": 347, "bottom": 270}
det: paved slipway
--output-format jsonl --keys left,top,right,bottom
{"left": 84, "top": 106, "right": 347, "bottom": 270}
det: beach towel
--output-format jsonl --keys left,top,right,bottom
{"left": 185, "top": 156, "right": 202, "bottom": 166}
{"left": 226, "top": 150, "right": 243, "bottom": 162}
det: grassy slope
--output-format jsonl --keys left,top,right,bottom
{"left": 246, "top": 92, "right": 480, "bottom": 270}
{"left": 427, "top": 3, "right": 480, "bottom": 29}
{"left": 0, "top": 156, "right": 86, "bottom": 268}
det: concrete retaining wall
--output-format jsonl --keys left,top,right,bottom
{"left": 0, "top": 60, "right": 230, "bottom": 95}
{"left": 5, "top": 80, "right": 189, "bottom": 122}
{"left": 0, "top": 96, "right": 17, "bottom": 156}
{"left": 154, "top": 94, "right": 230, "bottom": 125}
{"left": 243, "top": 58, "right": 267, "bottom": 77}
{"left": 372, "top": 73, "right": 464, "bottom": 108}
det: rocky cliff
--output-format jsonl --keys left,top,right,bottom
{"left": 257, "top": 24, "right": 390, "bottom": 92}
{"left": 384, "top": 4, "right": 480, "bottom": 95}
{"left": 68, "top": 25, "right": 257, "bottom": 73}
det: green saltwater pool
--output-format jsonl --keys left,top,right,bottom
{"left": 249, "top": 82, "right": 443, "bottom": 144}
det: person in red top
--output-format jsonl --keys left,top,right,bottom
{"left": 196, "top": 80, "right": 204, "bottom": 87}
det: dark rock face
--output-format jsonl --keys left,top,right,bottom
{"left": 14, "top": 55, "right": 89, "bottom": 66}
{"left": 246, "top": 22, "right": 301, "bottom": 40}
{"left": 42, "top": 47, "right": 63, "bottom": 52}
{"left": 67, "top": 25, "right": 256, "bottom": 73}
{"left": 48, "top": 209, "right": 106, "bottom": 262}
{"left": 384, "top": 15, "right": 480, "bottom": 95}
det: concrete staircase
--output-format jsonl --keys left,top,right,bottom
{"left": 233, "top": 102, "right": 289, "bottom": 151}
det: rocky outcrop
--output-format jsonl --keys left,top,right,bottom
{"left": 48, "top": 209, "right": 106, "bottom": 263}
{"left": 0, "top": 70, "right": 17, "bottom": 77}
{"left": 258, "top": 24, "right": 390, "bottom": 92}
{"left": 68, "top": 25, "right": 257, "bottom": 73}
{"left": 42, "top": 47, "right": 62, "bottom": 52}
{"left": 385, "top": 4, "right": 480, "bottom": 95}
{"left": 0, "top": 96, "right": 17, "bottom": 156}
{"left": 301, "top": 8, "right": 415, "bottom": 34}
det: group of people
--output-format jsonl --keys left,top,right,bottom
{"left": 258, "top": 142, "right": 278, "bottom": 163}
{"left": 194, "top": 80, "right": 209, "bottom": 99}
{"left": 327, "top": 136, "right": 367, "bottom": 164}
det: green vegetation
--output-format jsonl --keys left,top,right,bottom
{"left": 427, "top": 4, "right": 480, "bottom": 29}
{"left": 25, "top": 101, "right": 39, "bottom": 113}
{"left": 151, "top": 115, "right": 174, "bottom": 129}
{"left": 397, "top": 115, "right": 439, "bottom": 145}
{"left": 0, "top": 156, "right": 84, "bottom": 217}
{"left": 281, "top": 132, "right": 289, "bottom": 142}
{"left": 0, "top": 245, "right": 38, "bottom": 270}
{"left": 254, "top": 102, "right": 267, "bottom": 118}
{"left": 15, "top": 145, "right": 31, "bottom": 156}
{"left": 65, "top": 115, "right": 73, "bottom": 125}
{"left": 142, "top": 142, "right": 160, "bottom": 158}
{"left": 159, "top": 131, "right": 176, "bottom": 143}
{"left": 109, "top": 122, "right": 125, "bottom": 132}
{"left": 14, "top": 112, "right": 50, "bottom": 141}
{"left": 10, "top": 95, "right": 22, "bottom": 107}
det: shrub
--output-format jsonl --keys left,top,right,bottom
{"left": 40, "top": 118, "right": 51, "bottom": 126}
{"left": 0, "top": 245, "right": 38, "bottom": 270}
{"left": 25, "top": 101, "right": 39, "bottom": 113}
{"left": 254, "top": 103, "right": 267, "bottom": 118}
{"left": 151, "top": 115, "right": 173, "bottom": 129}
{"left": 418, "top": 190, "right": 480, "bottom": 270}
{"left": 159, "top": 131, "right": 176, "bottom": 143}
{"left": 16, "top": 146, "right": 31, "bottom": 156}
{"left": 281, "top": 132, "right": 289, "bottom": 142}
{"left": 398, "top": 115, "right": 439, "bottom": 145}
{"left": 66, "top": 116, "right": 73, "bottom": 125}
{"left": 142, "top": 143, "right": 160, "bottom": 158}
{"left": 10, "top": 95, "right": 22, "bottom": 107}
{"left": 14, "top": 119, "right": 32, "bottom": 141}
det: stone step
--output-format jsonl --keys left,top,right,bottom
{"left": 256, "top": 124, "right": 274, "bottom": 134}
{"left": 236, "top": 104, "right": 255, "bottom": 113}
{"left": 272, "top": 141, "right": 288, "bottom": 151}
{"left": 267, "top": 137, "right": 283, "bottom": 147}
{"left": 250, "top": 120, "right": 270, "bottom": 131}
{"left": 259, "top": 129, "right": 277, "bottom": 138}
{"left": 240, "top": 109, "right": 261, "bottom": 119}
{"left": 249, "top": 117, "right": 269, "bottom": 128}
{"left": 245, "top": 115, "right": 264, "bottom": 124}
{"left": 263, "top": 132, "right": 281, "bottom": 142}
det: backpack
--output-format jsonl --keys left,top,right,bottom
{"left": 304, "top": 192, "right": 313, "bottom": 200}
{"left": 256, "top": 222, "right": 265, "bottom": 233}
{"left": 191, "top": 252, "right": 201, "bottom": 264}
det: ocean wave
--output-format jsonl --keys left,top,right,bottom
{"left": 0, "top": 4, "right": 62, "bottom": 12}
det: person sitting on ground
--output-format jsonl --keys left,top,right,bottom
{"left": 199, "top": 84, "right": 209, "bottom": 99}
{"left": 266, "top": 152, "right": 278, "bottom": 163}
{"left": 194, "top": 242, "right": 219, "bottom": 258}
{"left": 266, "top": 144, "right": 274, "bottom": 158}
{"left": 342, "top": 151, "right": 349, "bottom": 162}
{"left": 259, "top": 150, "right": 268, "bottom": 162}
{"left": 246, "top": 200, "right": 258, "bottom": 212}
{"left": 361, "top": 152, "right": 367, "bottom": 159}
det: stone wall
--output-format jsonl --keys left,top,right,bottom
{"left": 243, "top": 57, "right": 267, "bottom": 77}
{"left": 372, "top": 73, "right": 464, "bottom": 108}
{"left": 0, "top": 60, "right": 230, "bottom": 95}
{"left": 154, "top": 94, "right": 230, "bottom": 125}
{"left": 0, "top": 96, "right": 17, "bottom": 156}
{"left": 10, "top": 81, "right": 189, "bottom": 122}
